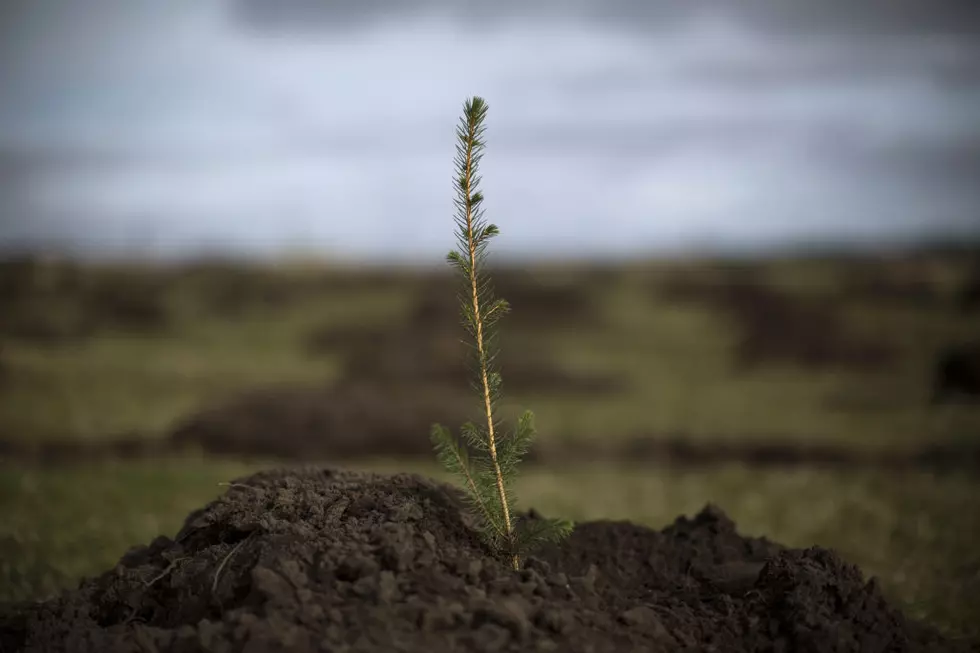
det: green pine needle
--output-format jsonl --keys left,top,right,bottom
{"left": 429, "top": 96, "right": 574, "bottom": 570}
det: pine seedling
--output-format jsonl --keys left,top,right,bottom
{"left": 430, "top": 96, "right": 573, "bottom": 570}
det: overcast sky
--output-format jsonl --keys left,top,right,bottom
{"left": 1, "top": 0, "right": 979, "bottom": 262}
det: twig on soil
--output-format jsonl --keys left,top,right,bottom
{"left": 212, "top": 535, "right": 252, "bottom": 596}
{"left": 142, "top": 556, "right": 189, "bottom": 588}
{"left": 122, "top": 556, "right": 192, "bottom": 625}
{"left": 217, "top": 482, "right": 261, "bottom": 493}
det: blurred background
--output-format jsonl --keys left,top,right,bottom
{"left": 1, "top": 0, "right": 979, "bottom": 638}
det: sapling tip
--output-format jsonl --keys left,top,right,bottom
{"left": 430, "top": 96, "right": 574, "bottom": 570}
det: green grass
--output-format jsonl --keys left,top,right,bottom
{"left": 0, "top": 457, "right": 261, "bottom": 600}
{"left": 1, "top": 457, "right": 977, "bottom": 638}
{"left": 524, "top": 265, "right": 980, "bottom": 450}
{"left": 0, "top": 262, "right": 429, "bottom": 442}
{"left": 0, "top": 336, "right": 338, "bottom": 441}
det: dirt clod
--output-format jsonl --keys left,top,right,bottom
{"left": 6, "top": 467, "right": 972, "bottom": 653}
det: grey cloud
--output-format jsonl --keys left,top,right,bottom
{"left": 1, "top": 1, "right": 979, "bottom": 261}
{"left": 229, "top": 0, "right": 980, "bottom": 36}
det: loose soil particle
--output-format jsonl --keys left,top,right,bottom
{"left": 5, "top": 467, "right": 975, "bottom": 653}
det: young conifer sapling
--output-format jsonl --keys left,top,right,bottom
{"left": 430, "top": 96, "right": 574, "bottom": 570}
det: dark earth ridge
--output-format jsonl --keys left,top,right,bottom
{"left": 653, "top": 274, "right": 897, "bottom": 371}
{"left": 932, "top": 342, "right": 980, "bottom": 402}
{"left": 5, "top": 418, "right": 980, "bottom": 472}
{"left": 4, "top": 467, "right": 975, "bottom": 652}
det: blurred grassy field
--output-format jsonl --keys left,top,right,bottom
{"left": 1, "top": 252, "right": 979, "bottom": 637}
{"left": 1, "top": 253, "right": 978, "bottom": 449}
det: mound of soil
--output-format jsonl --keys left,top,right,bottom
{"left": 656, "top": 275, "right": 894, "bottom": 371}
{"left": 303, "top": 324, "right": 390, "bottom": 355}
{"left": 333, "top": 328, "right": 626, "bottom": 397}
{"left": 828, "top": 256, "right": 957, "bottom": 309}
{"left": 958, "top": 268, "right": 980, "bottom": 313}
{"left": 840, "top": 273, "right": 944, "bottom": 308}
{"left": 6, "top": 467, "right": 969, "bottom": 653}
{"left": 932, "top": 342, "right": 980, "bottom": 403}
{"left": 0, "top": 257, "right": 170, "bottom": 343}
{"left": 174, "top": 264, "right": 406, "bottom": 318}
{"left": 8, "top": 424, "right": 980, "bottom": 472}
{"left": 170, "top": 382, "right": 481, "bottom": 461}
{"left": 305, "top": 269, "right": 625, "bottom": 398}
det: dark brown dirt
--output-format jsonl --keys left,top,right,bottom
{"left": 655, "top": 275, "right": 896, "bottom": 371}
{"left": 160, "top": 375, "right": 978, "bottom": 472}
{"left": 4, "top": 467, "right": 972, "bottom": 653}
{"left": 173, "top": 263, "right": 410, "bottom": 318}
{"left": 583, "top": 433, "right": 980, "bottom": 471}
{"left": 303, "top": 324, "right": 391, "bottom": 355}
{"left": 0, "top": 343, "right": 7, "bottom": 387}
{"left": 305, "top": 269, "right": 626, "bottom": 397}
{"left": 328, "top": 328, "right": 626, "bottom": 398}
{"left": 932, "top": 342, "right": 980, "bottom": 403}
{"left": 957, "top": 267, "right": 980, "bottom": 313}
{"left": 839, "top": 275, "right": 943, "bottom": 307}
{"left": 830, "top": 256, "right": 954, "bottom": 309}
{"left": 0, "top": 257, "right": 170, "bottom": 343}
{"left": 5, "top": 425, "right": 980, "bottom": 473}
{"left": 169, "top": 381, "right": 479, "bottom": 461}
{"left": 412, "top": 269, "right": 603, "bottom": 331}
